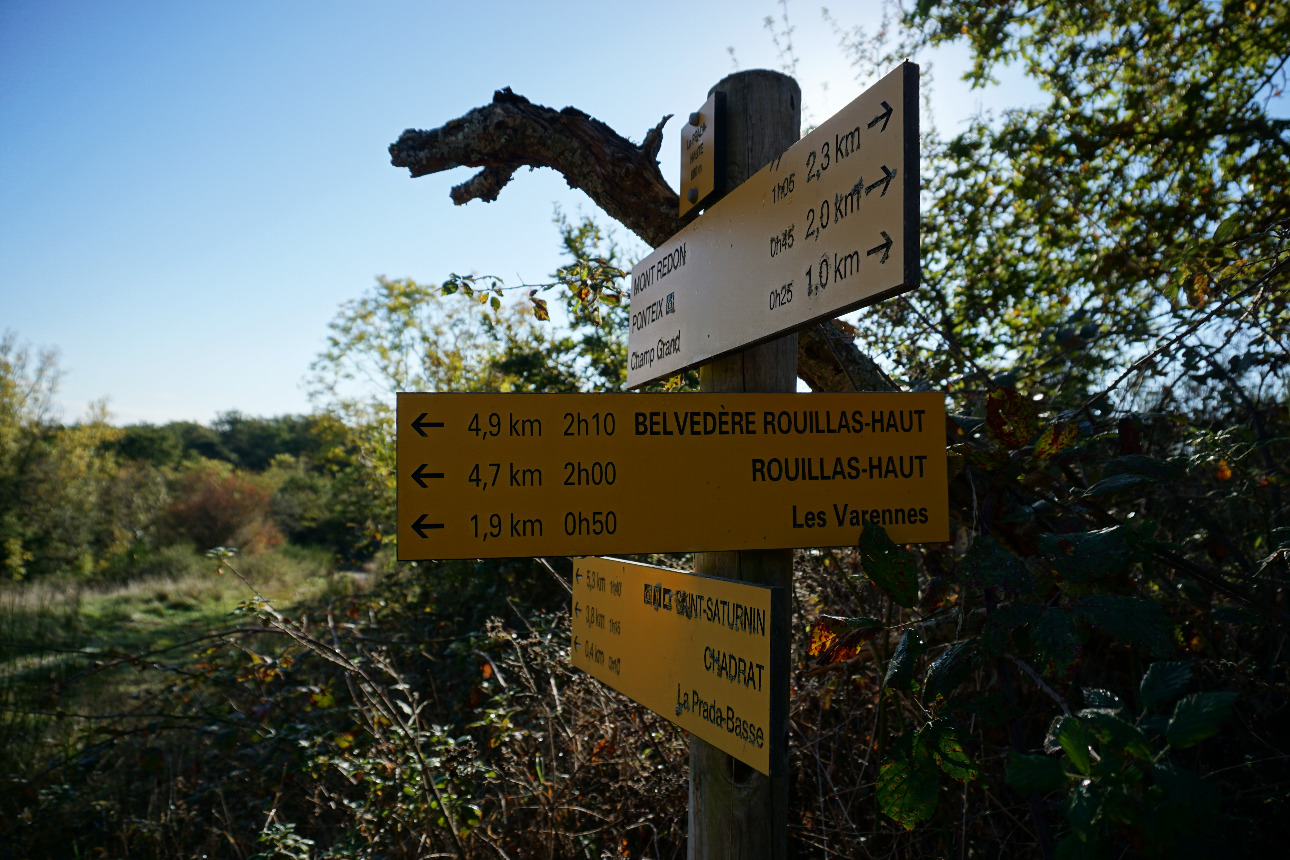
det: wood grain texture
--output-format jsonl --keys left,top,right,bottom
{"left": 688, "top": 70, "right": 798, "bottom": 860}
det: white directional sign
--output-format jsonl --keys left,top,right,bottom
{"left": 627, "top": 62, "right": 918, "bottom": 388}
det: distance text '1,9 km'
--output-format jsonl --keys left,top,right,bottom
{"left": 626, "top": 61, "right": 919, "bottom": 388}
{"left": 396, "top": 391, "right": 947, "bottom": 560}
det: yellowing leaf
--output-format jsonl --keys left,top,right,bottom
{"left": 1035, "top": 421, "right": 1078, "bottom": 460}
{"left": 807, "top": 615, "right": 882, "bottom": 665}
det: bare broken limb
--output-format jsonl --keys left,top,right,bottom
{"left": 390, "top": 87, "right": 883, "bottom": 395}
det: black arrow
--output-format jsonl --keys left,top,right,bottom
{"left": 574, "top": 602, "right": 582, "bottom": 617}
{"left": 573, "top": 636, "right": 581, "bottom": 653}
{"left": 864, "top": 164, "right": 897, "bottom": 197}
{"left": 868, "top": 100, "right": 893, "bottom": 133}
{"left": 411, "top": 412, "right": 444, "bottom": 437}
{"left": 575, "top": 569, "right": 583, "bottom": 584}
{"left": 866, "top": 231, "right": 893, "bottom": 264}
{"left": 411, "top": 514, "right": 444, "bottom": 538}
{"left": 410, "top": 464, "right": 444, "bottom": 488}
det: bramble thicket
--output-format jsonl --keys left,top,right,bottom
{"left": 2, "top": 0, "right": 1288, "bottom": 857}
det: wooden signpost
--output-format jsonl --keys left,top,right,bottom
{"left": 569, "top": 556, "right": 787, "bottom": 776}
{"left": 627, "top": 62, "right": 919, "bottom": 388}
{"left": 396, "top": 64, "right": 924, "bottom": 860}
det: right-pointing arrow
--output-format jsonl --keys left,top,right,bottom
{"left": 864, "top": 164, "right": 897, "bottom": 197}
{"left": 868, "top": 100, "right": 893, "bottom": 132}
{"left": 866, "top": 231, "right": 893, "bottom": 264}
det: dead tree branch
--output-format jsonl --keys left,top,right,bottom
{"left": 390, "top": 87, "right": 680, "bottom": 247}
{"left": 390, "top": 88, "right": 884, "bottom": 393}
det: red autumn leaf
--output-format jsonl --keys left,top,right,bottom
{"left": 1035, "top": 421, "right": 1078, "bottom": 460}
{"left": 986, "top": 388, "right": 1040, "bottom": 450}
{"left": 807, "top": 615, "right": 883, "bottom": 665}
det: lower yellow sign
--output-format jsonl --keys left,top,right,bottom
{"left": 570, "top": 556, "right": 785, "bottom": 775}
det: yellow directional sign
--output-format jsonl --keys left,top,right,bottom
{"left": 397, "top": 391, "right": 947, "bottom": 560}
{"left": 628, "top": 62, "right": 919, "bottom": 387}
{"left": 570, "top": 556, "right": 785, "bottom": 775}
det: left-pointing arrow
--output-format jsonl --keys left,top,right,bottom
{"left": 411, "top": 464, "right": 444, "bottom": 488}
{"left": 411, "top": 514, "right": 444, "bottom": 538}
{"left": 411, "top": 413, "right": 444, "bottom": 437}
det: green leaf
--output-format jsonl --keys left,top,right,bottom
{"left": 877, "top": 753, "right": 939, "bottom": 829}
{"left": 884, "top": 629, "right": 927, "bottom": 691}
{"left": 1032, "top": 608, "right": 1081, "bottom": 674}
{"left": 1082, "top": 472, "right": 1152, "bottom": 497}
{"left": 960, "top": 534, "right": 1033, "bottom": 593}
{"left": 1006, "top": 750, "right": 1066, "bottom": 794}
{"left": 981, "top": 600, "right": 1043, "bottom": 655}
{"left": 1166, "top": 691, "right": 1237, "bottom": 749}
{"left": 489, "top": 295, "right": 502, "bottom": 312}
{"left": 1082, "top": 688, "right": 1126, "bottom": 714}
{"left": 1039, "top": 526, "right": 1133, "bottom": 583}
{"left": 1083, "top": 456, "right": 1182, "bottom": 497}
{"left": 1073, "top": 594, "right": 1174, "bottom": 658}
{"left": 1139, "top": 661, "right": 1192, "bottom": 712}
{"left": 857, "top": 523, "right": 919, "bottom": 607}
{"left": 1046, "top": 715, "right": 1092, "bottom": 774}
{"left": 1102, "top": 454, "right": 1182, "bottom": 483}
{"left": 1062, "top": 780, "right": 1104, "bottom": 836}
{"left": 922, "top": 723, "right": 978, "bottom": 782}
{"left": 923, "top": 640, "right": 975, "bottom": 707}
{"left": 1152, "top": 761, "right": 1219, "bottom": 817}
{"left": 1212, "top": 216, "right": 1238, "bottom": 242}
{"left": 1081, "top": 710, "right": 1153, "bottom": 759}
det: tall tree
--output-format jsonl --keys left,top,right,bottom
{"left": 860, "top": 0, "right": 1290, "bottom": 401}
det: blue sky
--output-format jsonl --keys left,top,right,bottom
{"left": 1, "top": 1, "right": 1007, "bottom": 425}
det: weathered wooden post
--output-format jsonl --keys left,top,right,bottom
{"left": 689, "top": 69, "right": 800, "bottom": 860}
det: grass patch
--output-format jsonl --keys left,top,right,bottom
{"left": 0, "top": 543, "right": 351, "bottom": 784}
